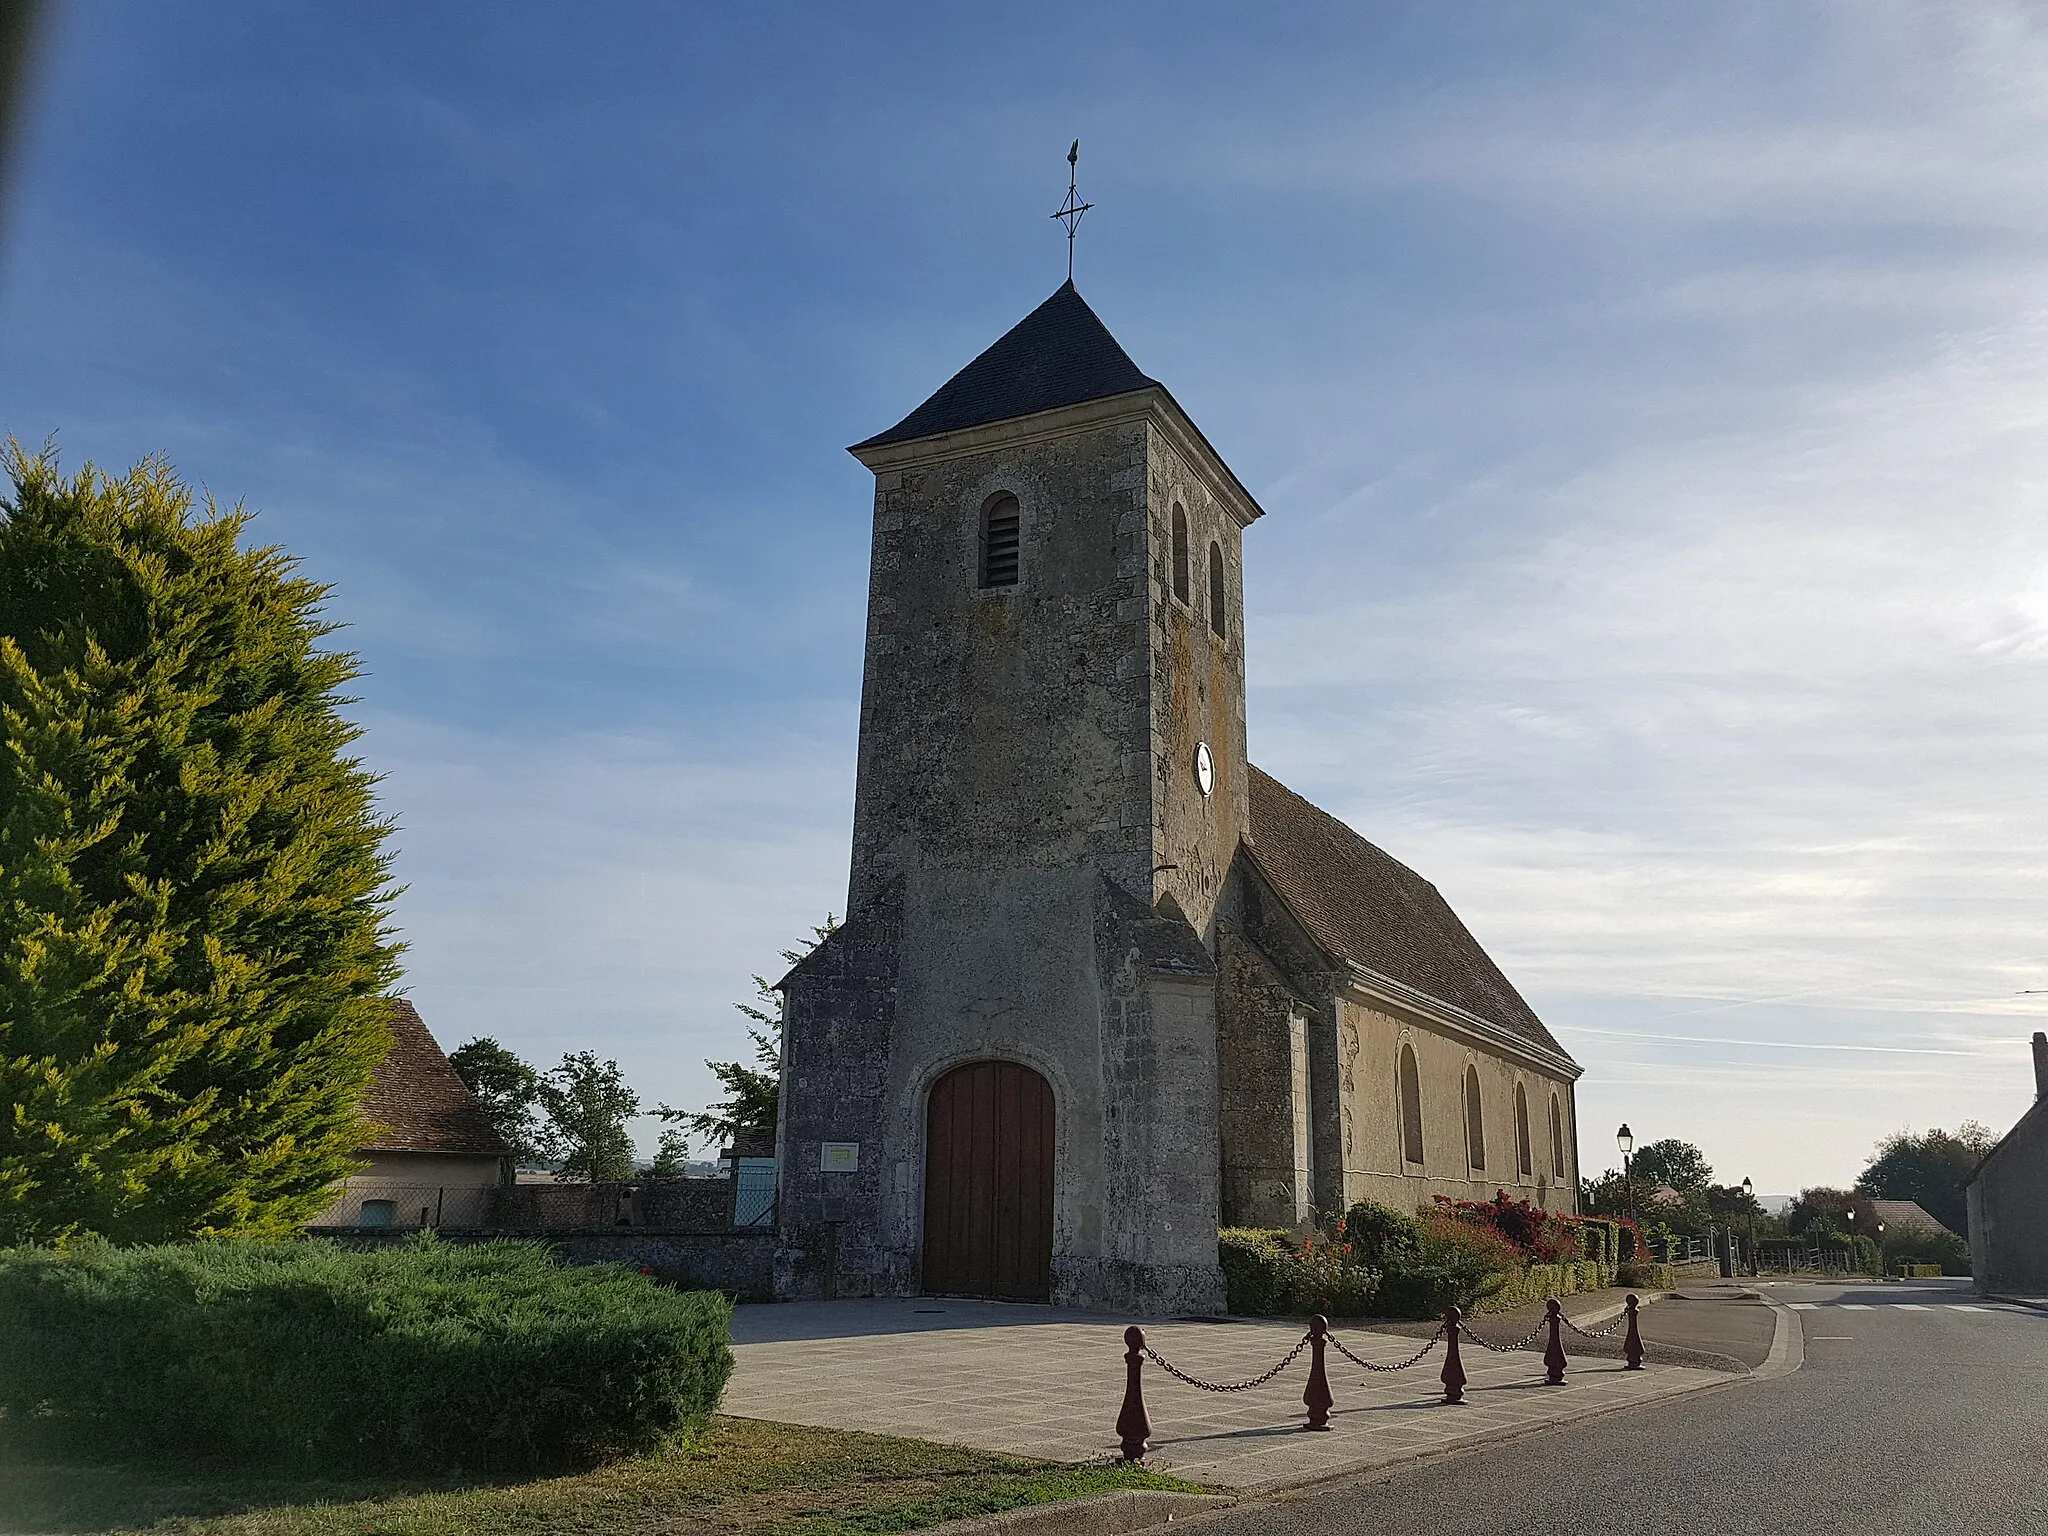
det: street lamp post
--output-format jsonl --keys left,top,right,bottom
{"left": 1876, "top": 1220, "right": 1886, "bottom": 1281}
{"left": 1741, "top": 1176, "right": 1756, "bottom": 1277}
{"left": 1617, "top": 1124, "right": 1637, "bottom": 1263}
{"left": 1845, "top": 1207, "right": 1856, "bottom": 1279}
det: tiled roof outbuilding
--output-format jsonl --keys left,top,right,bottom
{"left": 360, "top": 999, "right": 510, "bottom": 1158}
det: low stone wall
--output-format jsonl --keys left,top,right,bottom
{"left": 324, "top": 1227, "right": 776, "bottom": 1302}
{"left": 492, "top": 1178, "right": 733, "bottom": 1232}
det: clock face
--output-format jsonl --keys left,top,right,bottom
{"left": 1193, "top": 741, "right": 1215, "bottom": 798}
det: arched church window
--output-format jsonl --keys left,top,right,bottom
{"left": 1514, "top": 1083, "right": 1532, "bottom": 1179}
{"left": 1171, "top": 504, "right": 1190, "bottom": 605}
{"left": 1549, "top": 1093, "right": 1566, "bottom": 1180}
{"left": 980, "top": 494, "right": 1020, "bottom": 588}
{"left": 1397, "top": 1044, "right": 1424, "bottom": 1166}
{"left": 1464, "top": 1065, "right": 1486, "bottom": 1172}
{"left": 1208, "top": 542, "right": 1226, "bottom": 639}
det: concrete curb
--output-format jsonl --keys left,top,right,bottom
{"left": 1571, "top": 1289, "right": 1672, "bottom": 1329}
{"left": 1988, "top": 1293, "right": 2048, "bottom": 1314}
{"left": 1751, "top": 1301, "right": 1805, "bottom": 1382}
{"left": 917, "top": 1490, "right": 1236, "bottom": 1535}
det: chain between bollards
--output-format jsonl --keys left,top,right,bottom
{"left": 1116, "top": 1292, "right": 1646, "bottom": 1453}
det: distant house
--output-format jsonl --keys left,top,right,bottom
{"left": 307, "top": 999, "right": 510, "bottom": 1230}
{"left": 1867, "top": 1199, "right": 1951, "bottom": 1238}
{"left": 1967, "top": 1032, "right": 2048, "bottom": 1297}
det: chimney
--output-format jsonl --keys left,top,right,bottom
{"left": 2035, "top": 1031, "right": 2047, "bottom": 1102}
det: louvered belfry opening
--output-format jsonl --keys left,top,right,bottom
{"left": 981, "top": 494, "right": 1021, "bottom": 588}
{"left": 922, "top": 1060, "right": 1054, "bottom": 1302}
{"left": 1171, "top": 504, "right": 1191, "bottom": 603}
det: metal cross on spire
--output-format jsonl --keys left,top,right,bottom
{"left": 1051, "top": 139, "right": 1093, "bottom": 282}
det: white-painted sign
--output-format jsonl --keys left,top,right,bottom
{"left": 820, "top": 1142, "right": 860, "bottom": 1173}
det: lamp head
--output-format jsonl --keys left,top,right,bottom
{"left": 1616, "top": 1123, "right": 1634, "bottom": 1158}
{"left": 1742, "top": 1176, "right": 1753, "bottom": 1197}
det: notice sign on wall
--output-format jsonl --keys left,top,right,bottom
{"left": 820, "top": 1142, "right": 860, "bottom": 1173}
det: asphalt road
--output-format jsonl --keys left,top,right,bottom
{"left": 1189, "top": 1279, "right": 2048, "bottom": 1536}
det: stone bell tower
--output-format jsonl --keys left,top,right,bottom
{"left": 775, "top": 280, "right": 1263, "bottom": 1315}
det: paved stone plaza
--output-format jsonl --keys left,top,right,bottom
{"left": 724, "top": 1298, "right": 1736, "bottom": 1491}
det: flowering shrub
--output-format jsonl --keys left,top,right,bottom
{"left": 1432, "top": 1191, "right": 1584, "bottom": 1264}
{"left": 1370, "top": 1212, "right": 1520, "bottom": 1318}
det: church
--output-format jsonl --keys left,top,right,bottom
{"left": 775, "top": 280, "right": 1582, "bottom": 1315}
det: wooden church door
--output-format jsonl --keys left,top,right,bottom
{"left": 922, "top": 1060, "right": 1054, "bottom": 1302}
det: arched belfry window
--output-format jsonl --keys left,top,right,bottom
{"left": 1514, "top": 1084, "right": 1533, "bottom": 1179}
{"left": 980, "top": 494, "right": 1020, "bottom": 588}
{"left": 1397, "top": 1044, "right": 1424, "bottom": 1167}
{"left": 1464, "top": 1066, "right": 1486, "bottom": 1172}
{"left": 1171, "top": 504, "right": 1190, "bottom": 605}
{"left": 1549, "top": 1093, "right": 1566, "bottom": 1180}
{"left": 1207, "top": 542, "right": 1227, "bottom": 639}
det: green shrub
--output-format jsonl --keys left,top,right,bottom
{"left": 0, "top": 1236, "right": 732, "bottom": 1471}
{"left": 1373, "top": 1212, "right": 1520, "bottom": 1319}
{"left": 1614, "top": 1260, "right": 1676, "bottom": 1290}
{"left": 1572, "top": 1218, "right": 1622, "bottom": 1268}
{"left": 1337, "top": 1201, "right": 1420, "bottom": 1266}
{"left": 1217, "top": 1229, "right": 1379, "bottom": 1317}
{"left": 1882, "top": 1227, "right": 1970, "bottom": 1277}
{"left": 1219, "top": 1229, "right": 1300, "bottom": 1315}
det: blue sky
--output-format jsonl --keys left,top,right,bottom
{"left": 5, "top": 2, "right": 2046, "bottom": 1192}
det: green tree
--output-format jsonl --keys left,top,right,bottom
{"left": 447, "top": 1037, "right": 546, "bottom": 1163}
{"left": 1629, "top": 1138, "right": 1712, "bottom": 1195}
{"left": 0, "top": 447, "right": 401, "bottom": 1243}
{"left": 537, "top": 1051, "right": 638, "bottom": 1181}
{"left": 660, "top": 915, "right": 837, "bottom": 1151}
{"left": 1854, "top": 1123, "right": 1995, "bottom": 1235}
{"left": 645, "top": 1126, "right": 693, "bottom": 1178}
{"left": 1579, "top": 1169, "right": 1656, "bottom": 1219}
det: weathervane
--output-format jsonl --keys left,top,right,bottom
{"left": 1051, "top": 140, "right": 1092, "bottom": 282}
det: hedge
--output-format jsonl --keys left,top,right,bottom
{"left": 1218, "top": 1229, "right": 1379, "bottom": 1316}
{"left": 0, "top": 1236, "right": 733, "bottom": 1471}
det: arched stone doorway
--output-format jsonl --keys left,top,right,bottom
{"left": 922, "top": 1060, "right": 1054, "bottom": 1302}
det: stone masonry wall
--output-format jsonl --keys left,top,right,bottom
{"left": 775, "top": 404, "right": 1238, "bottom": 1313}
{"left": 1340, "top": 997, "right": 1580, "bottom": 1217}
{"left": 1971, "top": 1100, "right": 2048, "bottom": 1295}
{"left": 1145, "top": 425, "right": 1251, "bottom": 943}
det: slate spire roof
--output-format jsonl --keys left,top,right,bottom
{"left": 853, "top": 280, "right": 1160, "bottom": 450}
{"left": 1245, "top": 766, "right": 1572, "bottom": 1066}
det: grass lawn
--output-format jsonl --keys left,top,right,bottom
{"left": 0, "top": 1416, "right": 1204, "bottom": 1536}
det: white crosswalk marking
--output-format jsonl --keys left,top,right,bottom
{"left": 1895, "top": 1304, "right": 1929, "bottom": 1311}
{"left": 1952, "top": 1304, "right": 1987, "bottom": 1312}
{"left": 1791, "top": 1303, "right": 1820, "bottom": 1310}
{"left": 1840, "top": 1303, "right": 1873, "bottom": 1310}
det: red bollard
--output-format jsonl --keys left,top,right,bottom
{"left": 1303, "top": 1315, "right": 1333, "bottom": 1430}
{"left": 1441, "top": 1305, "right": 1467, "bottom": 1404}
{"left": 1543, "top": 1298, "right": 1566, "bottom": 1385}
{"left": 1623, "top": 1294, "right": 1645, "bottom": 1371}
{"left": 1117, "top": 1325, "right": 1152, "bottom": 1461}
